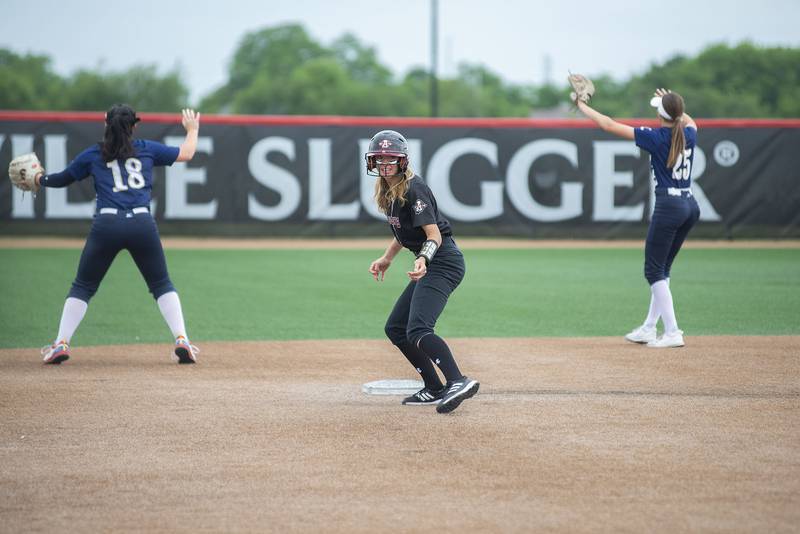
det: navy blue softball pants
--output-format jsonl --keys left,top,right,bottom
{"left": 68, "top": 211, "right": 176, "bottom": 302}
{"left": 644, "top": 191, "right": 701, "bottom": 285}
{"left": 384, "top": 236, "right": 465, "bottom": 346}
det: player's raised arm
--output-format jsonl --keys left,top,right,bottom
{"left": 576, "top": 100, "right": 635, "bottom": 140}
{"left": 568, "top": 73, "right": 635, "bottom": 140}
{"left": 176, "top": 109, "right": 200, "bottom": 162}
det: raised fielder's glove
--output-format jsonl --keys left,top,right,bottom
{"left": 8, "top": 152, "right": 43, "bottom": 193}
{"left": 567, "top": 72, "right": 595, "bottom": 105}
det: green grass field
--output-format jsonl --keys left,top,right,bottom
{"left": 1, "top": 247, "right": 798, "bottom": 348}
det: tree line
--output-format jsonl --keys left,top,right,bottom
{"left": 2, "top": 24, "right": 797, "bottom": 118}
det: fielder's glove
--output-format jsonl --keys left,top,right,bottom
{"left": 8, "top": 152, "right": 43, "bottom": 193}
{"left": 567, "top": 72, "right": 595, "bottom": 105}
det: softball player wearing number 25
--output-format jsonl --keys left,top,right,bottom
{"left": 576, "top": 89, "right": 700, "bottom": 348}
{"left": 35, "top": 105, "right": 201, "bottom": 364}
{"left": 366, "top": 130, "right": 479, "bottom": 413}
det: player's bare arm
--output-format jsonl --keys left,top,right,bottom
{"left": 576, "top": 100, "right": 635, "bottom": 140}
{"left": 407, "top": 224, "right": 440, "bottom": 281}
{"left": 176, "top": 109, "right": 200, "bottom": 162}
{"left": 369, "top": 238, "right": 403, "bottom": 282}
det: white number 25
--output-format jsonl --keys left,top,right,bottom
{"left": 107, "top": 158, "right": 145, "bottom": 192}
{"left": 671, "top": 148, "right": 693, "bottom": 181}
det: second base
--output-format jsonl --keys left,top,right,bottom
{"left": 362, "top": 379, "right": 424, "bottom": 395}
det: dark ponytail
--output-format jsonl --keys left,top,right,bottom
{"left": 101, "top": 104, "right": 140, "bottom": 162}
{"left": 663, "top": 92, "right": 686, "bottom": 169}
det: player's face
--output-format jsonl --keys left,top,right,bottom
{"left": 376, "top": 156, "right": 400, "bottom": 177}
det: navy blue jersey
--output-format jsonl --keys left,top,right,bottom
{"left": 56, "top": 139, "right": 179, "bottom": 210}
{"left": 386, "top": 175, "right": 452, "bottom": 253}
{"left": 634, "top": 126, "right": 697, "bottom": 190}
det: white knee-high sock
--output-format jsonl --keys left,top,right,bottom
{"left": 651, "top": 279, "right": 679, "bottom": 334}
{"left": 643, "top": 278, "right": 669, "bottom": 328}
{"left": 157, "top": 291, "right": 187, "bottom": 340}
{"left": 55, "top": 297, "right": 88, "bottom": 344}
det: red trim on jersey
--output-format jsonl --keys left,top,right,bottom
{"left": 1, "top": 110, "right": 799, "bottom": 129}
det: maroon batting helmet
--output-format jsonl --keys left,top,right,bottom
{"left": 365, "top": 130, "right": 409, "bottom": 176}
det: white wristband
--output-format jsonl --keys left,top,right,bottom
{"left": 417, "top": 240, "right": 439, "bottom": 266}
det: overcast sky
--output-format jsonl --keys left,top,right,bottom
{"left": 2, "top": 0, "right": 798, "bottom": 104}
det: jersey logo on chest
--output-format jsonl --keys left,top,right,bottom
{"left": 387, "top": 215, "right": 401, "bottom": 228}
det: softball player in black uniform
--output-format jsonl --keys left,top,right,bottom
{"left": 366, "top": 130, "right": 479, "bottom": 413}
{"left": 34, "top": 105, "right": 201, "bottom": 364}
{"left": 575, "top": 88, "right": 700, "bottom": 348}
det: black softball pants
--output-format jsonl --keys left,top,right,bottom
{"left": 384, "top": 237, "right": 465, "bottom": 347}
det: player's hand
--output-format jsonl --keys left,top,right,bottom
{"left": 654, "top": 88, "right": 671, "bottom": 98}
{"left": 369, "top": 257, "right": 391, "bottom": 282}
{"left": 181, "top": 109, "right": 200, "bottom": 132}
{"left": 407, "top": 257, "right": 427, "bottom": 281}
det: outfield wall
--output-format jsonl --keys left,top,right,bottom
{"left": 1, "top": 112, "right": 798, "bottom": 238}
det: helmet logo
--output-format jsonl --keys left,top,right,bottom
{"left": 379, "top": 140, "right": 391, "bottom": 149}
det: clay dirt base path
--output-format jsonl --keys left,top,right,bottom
{"left": 1, "top": 336, "right": 798, "bottom": 533}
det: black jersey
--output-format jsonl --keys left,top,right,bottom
{"left": 386, "top": 175, "right": 452, "bottom": 253}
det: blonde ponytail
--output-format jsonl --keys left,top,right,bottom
{"left": 373, "top": 167, "right": 415, "bottom": 214}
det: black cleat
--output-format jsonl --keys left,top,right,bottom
{"left": 402, "top": 386, "right": 446, "bottom": 406}
{"left": 436, "top": 377, "right": 479, "bottom": 414}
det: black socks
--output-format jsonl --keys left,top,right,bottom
{"left": 395, "top": 341, "right": 443, "bottom": 390}
{"left": 418, "top": 334, "right": 463, "bottom": 382}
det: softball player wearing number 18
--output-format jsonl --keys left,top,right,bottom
{"left": 576, "top": 88, "right": 700, "bottom": 348}
{"left": 33, "top": 105, "right": 201, "bottom": 364}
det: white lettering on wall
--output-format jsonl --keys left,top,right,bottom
{"left": 44, "top": 135, "right": 94, "bottom": 218}
{"left": 426, "top": 138, "right": 503, "bottom": 221}
{"left": 688, "top": 147, "right": 721, "bottom": 221}
{"left": 247, "top": 137, "right": 301, "bottom": 221}
{"left": 592, "top": 141, "right": 643, "bottom": 221}
{"left": 0, "top": 129, "right": 727, "bottom": 225}
{"left": 163, "top": 136, "right": 217, "bottom": 219}
{"left": 506, "top": 139, "right": 582, "bottom": 221}
{"left": 308, "top": 138, "right": 358, "bottom": 220}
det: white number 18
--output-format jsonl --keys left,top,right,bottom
{"left": 107, "top": 158, "right": 145, "bottom": 192}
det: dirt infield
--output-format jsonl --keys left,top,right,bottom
{"left": 1, "top": 336, "right": 798, "bottom": 533}
{"left": 2, "top": 237, "right": 800, "bottom": 249}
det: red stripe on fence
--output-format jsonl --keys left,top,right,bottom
{"left": 1, "top": 110, "right": 799, "bottom": 129}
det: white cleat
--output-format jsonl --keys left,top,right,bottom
{"left": 647, "top": 330, "right": 685, "bottom": 348}
{"left": 41, "top": 340, "right": 70, "bottom": 364}
{"left": 625, "top": 325, "right": 657, "bottom": 344}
